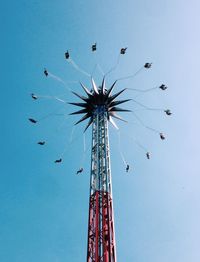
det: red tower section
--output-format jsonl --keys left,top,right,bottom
{"left": 87, "top": 191, "right": 116, "bottom": 261}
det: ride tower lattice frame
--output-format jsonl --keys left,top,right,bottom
{"left": 70, "top": 78, "right": 130, "bottom": 262}
{"left": 87, "top": 106, "right": 116, "bottom": 261}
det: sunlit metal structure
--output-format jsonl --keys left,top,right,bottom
{"left": 70, "top": 78, "right": 130, "bottom": 261}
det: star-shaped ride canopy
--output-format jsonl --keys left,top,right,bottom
{"left": 69, "top": 78, "right": 131, "bottom": 131}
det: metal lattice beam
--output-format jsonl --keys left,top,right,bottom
{"left": 87, "top": 108, "right": 116, "bottom": 262}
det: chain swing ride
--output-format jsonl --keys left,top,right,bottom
{"left": 29, "top": 44, "right": 171, "bottom": 261}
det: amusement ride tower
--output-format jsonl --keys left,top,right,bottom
{"left": 70, "top": 78, "right": 130, "bottom": 262}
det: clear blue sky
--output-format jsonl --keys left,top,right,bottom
{"left": 0, "top": 1, "right": 200, "bottom": 261}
